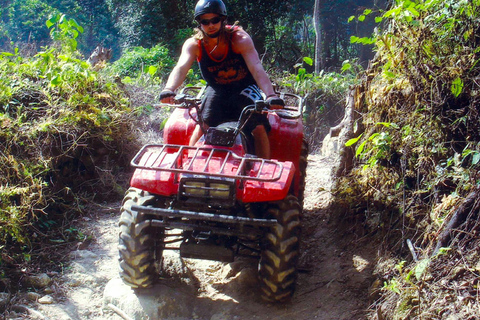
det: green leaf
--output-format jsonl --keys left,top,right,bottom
{"left": 350, "top": 36, "right": 359, "bottom": 44}
{"left": 375, "top": 16, "right": 383, "bottom": 23}
{"left": 71, "top": 30, "right": 79, "bottom": 39}
{"left": 407, "top": 7, "right": 420, "bottom": 17}
{"left": 348, "top": 15, "right": 355, "bottom": 22}
{"left": 415, "top": 259, "right": 430, "bottom": 281}
{"left": 46, "top": 20, "right": 55, "bottom": 29}
{"left": 368, "top": 133, "right": 380, "bottom": 141}
{"left": 356, "top": 140, "right": 368, "bottom": 158}
{"left": 451, "top": 77, "right": 464, "bottom": 97}
{"left": 160, "top": 118, "right": 169, "bottom": 130}
{"left": 435, "top": 247, "right": 451, "bottom": 256}
{"left": 383, "top": 70, "right": 396, "bottom": 79}
{"left": 377, "top": 122, "right": 399, "bottom": 129}
{"left": 358, "top": 15, "right": 366, "bottom": 22}
{"left": 50, "top": 76, "right": 62, "bottom": 86}
{"left": 345, "top": 134, "right": 363, "bottom": 147}
{"left": 303, "top": 57, "right": 313, "bottom": 66}
{"left": 363, "top": 9, "right": 372, "bottom": 15}
{"left": 341, "top": 62, "right": 352, "bottom": 73}
{"left": 148, "top": 65, "right": 158, "bottom": 76}
{"left": 46, "top": 14, "right": 60, "bottom": 29}
{"left": 69, "top": 19, "right": 84, "bottom": 33}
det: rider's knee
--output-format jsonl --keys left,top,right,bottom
{"left": 251, "top": 124, "right": 267, "bottom": 137}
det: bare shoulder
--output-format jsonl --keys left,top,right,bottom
{"left": 183, "top": 37, "right": 200, "bottom": 53}
{"left": 231, "top": 29, "right": 255, "bottom": 53}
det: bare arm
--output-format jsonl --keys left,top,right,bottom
{"left": 161, "top": 38, "right": 198, "bottom": 102}
{"left": 232, "top": 31, "right": 276, "bottom": 98}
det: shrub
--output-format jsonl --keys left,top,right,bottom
{"left": 108, "top": 44, "right": 175, "bottom": 79}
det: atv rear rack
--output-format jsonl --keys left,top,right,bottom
{"left": 131, "top": 144, "right": 285, "bottom": 182}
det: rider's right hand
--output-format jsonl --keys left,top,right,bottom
{"left": 266, "top": 96, "right": 285, "bottom": 110}
{"left": 159, "top": 89, "right": 176, "bottom": 104}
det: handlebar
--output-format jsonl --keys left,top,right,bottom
{"left": 155, "top": 94, "right": 201, "bottom": 109}
{"left": 155, "top": 87, "right": 305, "bottom": 116}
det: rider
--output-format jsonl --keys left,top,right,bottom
{"left": 159, "top": 0, "right": 284, "bottom": 159}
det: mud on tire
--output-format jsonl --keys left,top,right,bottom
{"left": 259, "top": 194, "right": 301, "bottom": 303}
{"left": 118, "top": 187, "right": 163, "bottom": 288}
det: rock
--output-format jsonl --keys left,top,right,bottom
{"left": 26, "top": 273, "right": 52, "bottom": 289}
{"left": 103, "top": 278, "right": 195, "bottom": 320}
{"left": 67, "top": 278, "right": 83, "bottom": 288}
{"left": 38, "top": 295, "right": 54, "bottom": 304}
{"left": 26, "top": 291, "right": 41, "bottom": 301}
{"left": 44, "top": 286, "right": 55, "bottom": 294}
{"left": 321, "top": 134, "right": 340, "bottom": 157}
{"left": 87, "top": 45, "right": 113, "bottom": 67}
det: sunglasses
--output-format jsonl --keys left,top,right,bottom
{"left": 199, "top": 17, "right": 223, "bottom": 26}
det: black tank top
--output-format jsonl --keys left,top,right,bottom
{"left": 197, "top": 29, "right": 256, "bottom": 91}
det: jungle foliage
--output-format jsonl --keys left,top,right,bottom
{"left": 0, "top": 0, "right": 119, "bottom": 58}
{"left": 335, "top": 0, "right": 480, "bottom": 318}
{"left": 0, "top": 2, "right": 363, "bottom": 280}
{"left": 0, "top": 15, "right": 137, "bottom": 274}
{"left": 0, "top": 0, "right": 386, "bottom": 71}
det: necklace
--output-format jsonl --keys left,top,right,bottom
{"left": 208, "top": 37, "right": 219, "bottom": 55}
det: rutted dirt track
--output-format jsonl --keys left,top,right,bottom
{"left": 25, "top": 153, "right": 376, "bottom": 320}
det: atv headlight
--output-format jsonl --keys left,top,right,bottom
{"left": 180, "top": 177, "right": 235, "bottom": 202}
{"left": 183, "top": 181, "right": 207, "bottom": 196}
{"left": 209, "top": 183, "right": 231, "bottom": 198}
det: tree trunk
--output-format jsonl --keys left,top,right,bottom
{"left": 313, "top": 0, "right": 323, "bottom": 74}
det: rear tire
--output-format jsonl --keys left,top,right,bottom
{"left": 118, "top": 188, "right": 164, "bottom": 288}
{"left": 258, "top": 194, "right": 301, "bottom": 303}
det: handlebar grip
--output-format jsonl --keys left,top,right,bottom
{"left": 255, "top": 100, "right": 267, "bottom": 112}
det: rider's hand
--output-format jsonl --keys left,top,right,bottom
{"left": 266, "top": 96, "right": 285, "bottom": 110}
{"left": 159, "top": 89, "right": 176, "bottom": 104}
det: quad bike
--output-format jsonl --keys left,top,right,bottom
{"left": 118, "top": 86, "right": 308, "bottom": 303}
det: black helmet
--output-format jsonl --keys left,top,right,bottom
{"left": 194, "top": 0, "right": 227, "bottom": 20}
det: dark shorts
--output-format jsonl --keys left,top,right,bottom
{"left": 201, "top": 84, "right": 271, "bottom": 133}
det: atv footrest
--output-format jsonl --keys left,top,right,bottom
{"left": 180, "top": 241, "right": 234, "bottom": 262}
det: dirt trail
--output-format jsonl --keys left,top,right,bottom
{"left": 20, "top": 153, "right": 376, "bottom": 320}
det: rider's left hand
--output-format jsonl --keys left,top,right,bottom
{"left": 159, "top": 89, "right": 176, "bottom": 104}
{"left": 266, "top": 96, "right": 285, "bottom": 110}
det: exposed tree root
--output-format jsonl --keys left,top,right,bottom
{"left": 433, "top": 186, "right": 480, "bottom": 255}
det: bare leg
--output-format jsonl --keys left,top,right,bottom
{"left": 252, "top": 125, "right": 270, "bottom": 159}
{"left": 189, "top": 124, "right": 208, "bottom": 146}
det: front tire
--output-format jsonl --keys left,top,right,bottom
{"left": 118, "top": 188, "right": 164, "bottom": 288}
{"left": 258, "top": 194, "right": 301, "bottom": 303}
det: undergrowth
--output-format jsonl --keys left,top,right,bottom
{"left": 335, "top": 0, "right": 480, "bottom": 318}
{"left": 275, "top": 57, "right": 361, "bottom": 151}
{"left": 0, "top": 15, "right": 139, "bottom": 280}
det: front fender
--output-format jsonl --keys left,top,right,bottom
{"left": 240, "top": 161, "right": 295, "bottom": 202}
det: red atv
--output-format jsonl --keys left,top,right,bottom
{"left": 118, "top": 87, "right": 308, "bottom": 303}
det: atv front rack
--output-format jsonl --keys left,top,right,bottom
{"left": 131, "top": 144, "right": 285, "bottom": 182}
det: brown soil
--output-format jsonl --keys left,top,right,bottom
{"left": 8, "top": 153, "right": 377, "bottom": 320}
